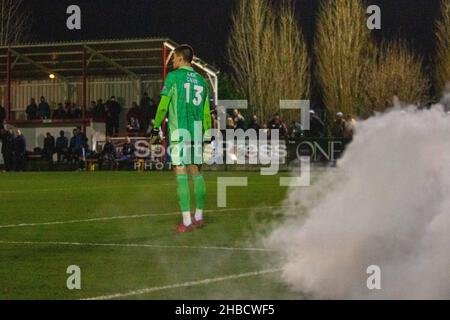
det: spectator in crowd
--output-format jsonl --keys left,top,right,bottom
{"left": 118, "top": 137, "right": 136, "bottom": 165}
{"left": 248, "top": 114, "right": 261, "bottom": 132}
{"left": 0, "top": 105, "right": 6, "bottom": 129}
{"left": 140, "top": 92, "right": 151, "bottom": 111}
{"left": 86, "top": 101, "right": 96, "bottom": 118}
{"left": 106, "top": 96, "right": 122, "bottom": 137}
{"left": 43, "top": 132, "right": 56, "bottom": 163}
{"left": 289, "top": 121, "right": 303, "bottom": 139}
{"left": 309, "top": 110, "right": 326, "bottom": 138}
{"left": 72, "top": 103, "right": 82, "bottom": 119}
{"left": 233, "top": 109, "right": 247, "bottom": 130}
{"left": 343, "top": 114, "right": 356, "bottom": 143}
{"left": 331, "top": 112, "right": 346, "bottom": 138}
{"left": 64, "top": 101, "right": 73, "bottom": 119}
{"left": 53, "top": 103, "right": 66, "bottom": 119}
{"left": 38, "top": 96, "right": 51, "bottom": 119}
{"left": 141, "top": 94, "right": 156, "bottom": 132}
{"left": 56, "top": 130, "right": 69, "bottom": 163}
{"left": 149, "top": 98, "right": 158, "bottom": 122}
{"left": 69, "top": 128, "right": 78, "bottom": 163}
{"left": 211, "top": 113, "right": 219, "bottom": 130}
{"left": 75, "top": 127, "right": 88, "bottom": 170}
{"left": 26, "top": 98, "right": 38, "bottom": 120}
{"left": 1, "top": 128, "right": 15, "bottom": 171}
{"left": 14, "top": 130, "right": 26, "bottom": 171}
{"left": 95, "top": 99, "right": 106, "bottom": 119}
{"left": 212, "top": 106, "right": 226, "bottom": 136}
{"left": 139, "top": 92, "right": 156, "bottom": 129}
{"left": 126, "top": 102, "right": 142, "bottom": 135}
{"left": 69, "top": 127, "right": 87, "bottom": 170}
{"left": 127, "top": 117, "right": 141, "bottom": 135}
{"left": 268, "top": 113, "right": 288, "bottom": 139}
{"left": 226, "top": 116, "right": 235, "bottom": 130}
{"left": 99, "top": 137, "right": 117, "bottom": 170}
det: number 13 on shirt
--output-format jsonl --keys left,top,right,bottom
{"left": 184, "top": 83, "right": 204, "bottom": 106}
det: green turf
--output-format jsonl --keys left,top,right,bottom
{"left": 0, "top": 171, "right": 303, "bottom": 300}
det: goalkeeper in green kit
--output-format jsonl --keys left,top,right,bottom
{"left": 152, "top": 44, "right": 212, "bottom": 233}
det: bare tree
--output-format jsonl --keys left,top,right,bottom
{"left": 228, "top": 0, "right": 273, "bottom": 122}
{"left": 228, "top": 0, "right": 310, "bottom": 124}
{"left": 362, "top": 40, "right": 429, "bottom": 113}
{"left": 435, "top": 0, "right": 450, "bottom": 95}
{"left": 315, "top": 0, "right": 373, "bottom": 118}
{"left": 0, "top": 0, "right": 30, "bottom": 46}
{"left": 272, "top": 0, "right": 310, "bottom": 123}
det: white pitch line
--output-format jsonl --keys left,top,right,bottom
{"left": 0, "top": 206, "right": 288, "bottom": 230}
{"left": 0, "top": 183, "right": 178, "bottom": 194}
{"left": 82, "top": 268, "right": 283, "bottom": 300}
{"left": 0, "top": 240, "right": 277, "bottom": 253}
{"left": 0, "top": 181, "right": 282, "bottom": 195}
{"left": 0, "top": 212, "right": 181, "bottom": 229}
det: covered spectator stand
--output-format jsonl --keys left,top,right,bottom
{"left": 0, "top": 38, "right": 219, "bottom": 155}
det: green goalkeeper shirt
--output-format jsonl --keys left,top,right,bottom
{"left": 154, "top": 66, "right": 211, "bottom": 143}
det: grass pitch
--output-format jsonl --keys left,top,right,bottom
{"left": 0, "top": 171, "right": 302, "bottom": 300}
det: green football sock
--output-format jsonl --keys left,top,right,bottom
{"left": 193, "top": 175, "right": 206, "bottom": 210}
{"left": 176, "top": 174, "right": 191, "bottom": 213}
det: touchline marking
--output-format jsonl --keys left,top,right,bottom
{"left": 0, "top": 182, "right": 200, "bottom": 194}
{"left": 0, "top": 240, "right": 277, "bottom": 253}
{"left": 82, "top": 268, "right": 283, "bottom": 300}
{"left": 0, "top": 206, "right": 289, "bottom": 229}
{"left": 0, "top": 181, "right": 283, "bottom": 195}
{"left": 0, "top": 184, "right": 160, "bottom": 194}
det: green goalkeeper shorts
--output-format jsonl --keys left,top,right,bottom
{"left": 170, "top": 141, "right": 204, "bottom": 166}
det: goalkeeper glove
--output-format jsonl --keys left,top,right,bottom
{"left": 151, "top": 128, "right": 162, "bottom": 145}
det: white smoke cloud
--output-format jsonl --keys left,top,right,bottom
{"left": 266, "top": 106, "right": 450, "bottom": 299}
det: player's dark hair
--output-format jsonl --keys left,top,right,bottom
{"left": 174, "top": 44, "right": 194, "bottom": 63}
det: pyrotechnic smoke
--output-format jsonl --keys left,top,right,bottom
{"left": 266, "top": 106, "right": 450, "bottom": 299}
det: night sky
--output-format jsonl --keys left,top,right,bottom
{"left": 25, "top": 0, "right": 441, "bottom": 70}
